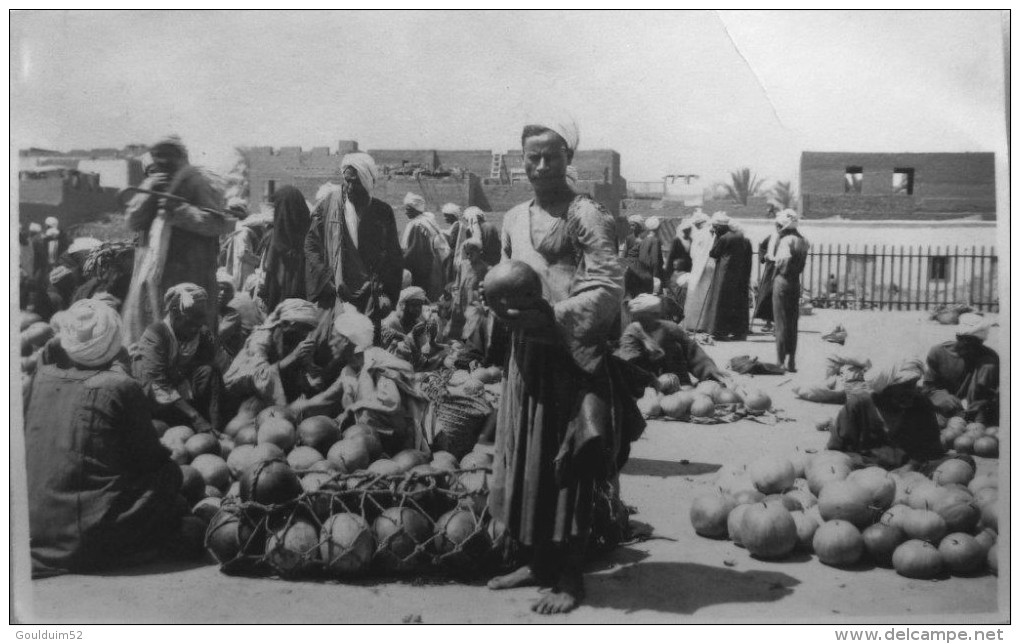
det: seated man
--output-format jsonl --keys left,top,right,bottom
{"left": 448, "top": 238, "right": 490, "bottom": 341}
{"left": 827, "top": 359, "right": 946, "bottom": 470}
{"left": 25, "top": 299, "right": 192, "bottom": 577}
{"left": 922, "top": 313, "right": 999, "bottom": 425}
{"left": 223, "top": 298, "right": 322, "bottom": 406}
{"left": 131, "top": 283, "right": 224, "bottom": 432}
{"left": 334, "top": 310, "right": 429, "bottom": 455}
{"left": 216, "top": 268, "right": 245, "bottom": 369}
{"left": 380, "top": 286, "right": 445, "bottom": 371}
{"left": 614, "top": 294, "right": 728, "bottom": 388}
{"left": 793, "top": 352, "right": 871, "bottom": 405}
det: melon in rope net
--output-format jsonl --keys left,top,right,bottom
{"left": 239, "top": 458, "right": 303, "bottom": 506}
{"left": 456, "top": 469, "right": 490, "bottom": 515}
{"left": 205, "top": 509, "right": 262, "bottom": 563}
{"left": 328, "top": 438, "right": 372, "bottom": 472}
{"left": 287, "top": 446, "right": 325, "bottom": 471}
{"left": 265, "top": 516, "right": 320, "bottom": 577}
{"left": 297, "top": 415, "right": 342, "bottom": 454}
{"left": 372, "top": 506, "right": 433, "bottom": 570}
{"left": 320, "top": 513, "right": 376, "bottom": 575}
{"left": 433, "top": 508, "right": 491, "bottom": 565}
{"left": 392, "top": 449, "right": 430, "bottom": 472}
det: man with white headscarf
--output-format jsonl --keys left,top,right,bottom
{"left": 921, "top": 312, "right": 999, "bottom": 424}
{"left": 401, "top": 192, "right": 450, "bottom": 301}
{"left": 304, "top": 152, "right": 403, "bottom": 331}
{"left": 827, "top": 358, "right": 946, "bottom": 470}
{"left": 681, "top": 210, "right": 715, "bottom": 332}
{"left": 24, "top": 299, "right": 193, "bottom": 576}
{"left": 752, "top": 207, "right": 784, "bottom": 331}
{"left": 770, "top": 209, "right": 809, "bottom": 371}
{"left": 122, "top": 136, "right": 234, "bottom": 345}
{"left": 701, "top": 212, "right": 753, "bottom": 341}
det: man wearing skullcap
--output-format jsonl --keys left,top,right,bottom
{"left": 24, "top": 299, "right": 192, "bottom": 576}
{"left": 770, "top": 209, "right": 809, "bottom": 370}
{"left": 122, "top": 136, "right": 234, "bottom": 344}
{"left": 131, "top": 283, "right": 224, "bottom": 432}
{"left": 922, "top": 313, "right": 999, "bottom": 424}
{"left": 828, "top": 358, "right": 946, "bottom": 470}
{"left": 698, "top": 212, "right": 753, "bottom": 341}
{"left": 380, "top": 286, "right": 445, "bottom": 370}
{"left": 400, "top": 193, "right": 451, "bottom": 302}
{"left": 624, "top": 215, "right": 664, "bottom": 298}
{"left": 304, "top": 152, "right": 403, "bottom": 333}
{"left": 615, "top": 293, "right": 727, "bottom": 386}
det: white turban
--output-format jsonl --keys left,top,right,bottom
{"left": 867, "top": 358, "right": 925, "bottom": 396}
{"left": 399, "top": 286, "right": 429, "bottom": 305}
{"left": 644, "top": 216, "right": 661, "bottom": 232}
{"left": 628, "top": 293, "right": 662, "bottom": 316}
{"left": 403, "top": 193, "right": 427, "bottom": 213}
{"left": 333, "top": 310, "right": 375, "bottom": 353}
{"left": 58, "top": 299, "right": 123, "bottom": 368}
{"left": 691, "top": 210, "right": 710, "bottom": 226}
{"left": 776, "top": 208, "right": 800, "bottom": 231}
{"left": 340, "top": 152, "right": 378, "bottom": 196}
{"left": 463, "top": 206, "right": 484, "bottom": 224}
{"left": 627, "top": 215, "right": 644, "bottom": 227}
{"left": 67, "top": 237, "right": 102, "bottom": 255}
{"left": 259, "top": 298, "right": 320, "bottom": 330}
{"left": 45, "top": 217, "right": 59, "bottom": 229}
{"left": 957, "top": 313, "right": 991, "bottom": 342}
{"left": 441, "top": 203, "right": 462, "bottom": 217}
{"left": 710, "top": 211, "right": 731, "bottom": 227}
{"left": 28, "top": 223, "right": 42, "bottom": 233}
{"left": 315, "top": 182, "right": 342, "bottom": 204}
{"left": 526, "top": 110, "right": 580, "bottom": 152}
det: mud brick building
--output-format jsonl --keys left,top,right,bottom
{"left": 799, "top": 152, "right": 996, "bottom": 221}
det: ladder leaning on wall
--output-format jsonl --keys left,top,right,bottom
{"left": 490, "top": 151, "right": 507, "bottom": 182}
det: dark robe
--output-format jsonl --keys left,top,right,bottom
{"left": 403, "top": 217, "right": 448, "bottom": 302}
{"left": 26, "top": 365, "right": 184, "bottom": 576}
{"left": 752, "top": 235, "right": 776, "bottom": 322}
{"left": 624, "top": 234, "right": 663, "bottom": 297}
{"left": 477, "top": 221, "right": 502, "bottom": 267}
{"left": 702, "top": 229, "right": 752, "bottom": 337}
{"left": 665, "top": 237, "right": 693, "bottom": 279}
{"left": 922, "top": 341, "right": 999, "bottom": 424}
{"left": 262, "top": 186, "right": 311, "bottom": 311}
{"left": 828, "top": 388, "right": 946, "bottom": 469}
{"left": 304, "top": 192, "right": 403, "bottom": 318}
{"left": 773, "top": 230, "right": 809, "bottom": 362}
{"left": 615, "top": 320, "right": 723, "bottom": 385}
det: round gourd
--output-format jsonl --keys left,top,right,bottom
{"left": 973, "top": 436, "right": 999, "bottom": 458}
{"left": 807, "top": 462, "right": 851, "bottom": 496}
{"left": 818, "top": 480, "right": 874, "bottom": 528}
{"left": 862, "top": 522, "right": 905, "bottom": 566}
{"left": 931, "top": 489, "right": 980, "bottom": 534}
{"left": 695, "top": 380, "right": 721, "bottom": 398}
{"left": 657, "top": 373, "right": 681, "bottom": 395}
{"left": 880, "top": 505, "right": 915, "bottom": 531}
{"left": 287, "top": 446, "right": 325, "bottom": 471}
{"left": 741, "top": 389, "right": 771, "bottom": 412}
{"left": 980, "top": 501, "right": 998, "bottom": 532}
{"left": 297, "top": 416, "right": 342, "bottom": 454}
{"left": 932, "top": 459, "right": 975, "bottom": 486}
{"left": 790, "top": 510, "right": 819, "bottom": 552}
{"left": 946, "top": 416, "right": 967, "bottom": 432}
{"left": 660, "top": 392, "right": 695, "bottom": 420}
{"left": 482, "top": 260, "right": 543, "bottom": 318}
{"left": 902, "top": 509, "right": 948, "bottom": 544}
{"left": 938, "top": 533, "right": 986, "bottom": 575}
{"left": 689, "top": 395, "right": 716, "bottom": 418}
{"left": 846, "top": 467, "right": 896, "bottom": 511}
{"left": 714, "top": 388, "right": 741, "bottom": 404}
{"left": 733, "top": 489, "right": 766, "bottom": 505}
{"left": 636, "top": 389, "right": 662, "bottom": 417}
{"left": 892, "top": 539, "right": 944, "bottom": 579}
{"left": 320, "top": 512, "right": 375, "bottom": 575}
{"left": 763, "top": 494, "right": 801, "bottom": 512}
{"left": 952, "top": 435, "right": 975, "bottom": 454}
{"left": 265, "top": 517, "right": 320, "bottom": 576}
{"left": 690, "top": 493, "right": 737, "bottom": 539}
{"left": 749, "top": 456, "right": 796, "bottom": 495}
{"left": 727, "top": 504, "right": 752, "bottom": 547}
{"left": 973, "top": 528, "right": 997, "bottom": 553}
{"left": 813, "top": 520, "right": 865, "bottom": 567}
{"left": 740, "top": 503, "right": 797, "bottom": 560}
{"left": 784, "top": 489, "right": 818, "bottom": 511}
{"left": 239, "top": 458, "right": 303, "bottom": 506}
{"left": 257, "top": 417, "right": 297, "bottom": 452}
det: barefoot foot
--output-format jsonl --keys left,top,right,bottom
{"left": 488, "top": 565, "right": 540, "bottom": 590}
{"left": 531, "top": 572, "right": 584, "bottom": 614}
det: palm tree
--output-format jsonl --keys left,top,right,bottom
{"left": 224, "top": 147, "right": 250, "bottom": 202}
{"left": 720, "top": 167, "right": 765, "bottom": 206}
{"left": 769, "top": 180, "right": 797, "bottom": 209}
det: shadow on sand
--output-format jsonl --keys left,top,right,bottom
{"left": 623, "top": 458, "right": 721, "bottom": 478}
{"left": 585, "top": 560, "right": 801, "bottom": 615}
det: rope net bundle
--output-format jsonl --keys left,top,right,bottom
{"left": 204, "top": 465, "right": 508, "bottom": 580}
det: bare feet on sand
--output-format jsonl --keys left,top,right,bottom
{"left": 532, "top": 572, "right": 584, "bottom": 614}
{"left": 487, "top": 565, "right": 540, "bottom": 590}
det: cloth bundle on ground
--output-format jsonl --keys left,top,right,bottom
{"left": 793, "top": 352, "right": 871, "bottom": 404}
{"left": 727, "top": 355, "right": 786, "bottom": 376}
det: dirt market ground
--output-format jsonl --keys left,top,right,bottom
{"left": 18, "top": 310, "right": 1008, "bottom": 624}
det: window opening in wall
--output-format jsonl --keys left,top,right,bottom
{"left": 928, "top": 256, "right": 950, "bottom": 281}
{"left": 844, "top": 166, "right": 863, "bottom": 193}
{"left": 893, "top": 168, "right": 915, "bottom": 195}
{"left": 265, "top": 179, "right": 276, "bottom": 199}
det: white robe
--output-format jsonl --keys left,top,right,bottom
{"left": 682, "top": 226, "right": 716, "bottom": 332}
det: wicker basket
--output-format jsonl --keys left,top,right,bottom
{"left": 433, "top": 395, "right": 492, "bottom": 459}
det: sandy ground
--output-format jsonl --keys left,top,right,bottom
{"left": 18, "top": 309, "right": 1007, "bottom": 624}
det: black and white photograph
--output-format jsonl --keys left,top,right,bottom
{"left": 9, "top": 9, "right": 1010, "bottom": 630}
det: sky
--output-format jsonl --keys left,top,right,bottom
{"left": 10, "top": 10, "right": 1008, "bottom": 190}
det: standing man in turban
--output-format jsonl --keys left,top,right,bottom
{"left": 702, "top": 212, "right": 753, "bottom": 341}
{"left": 304, "top": 153, "right": 403, "bottom": 331}
{"left": 122, "top": 137, "right": 234, "bottom": 344}
{"left": 401, "top": 192, "right": 451, "bottom": 301}
{"left": 487, "top": 115, "right": 640, "bottom": 615}
{"left": 624, "top": 216, "right": 663, "bottom": 298}
{"left": 681, "top": 210, "right": 715, "bottom": 332}
{"left": 131, "top": 283, "right": 224, "bottom": 432}
{"left": 771, "top": 209, "right": 809, "bottom": 371}
{"left": 25, "top": 299, "right": 191, "bottom": 576}
{"left": 922, "top": 313, "right": 999, "bottom": 424}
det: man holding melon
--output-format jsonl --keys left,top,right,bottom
{"left": 484, "top": 114, "right": 641, "bottom": 614}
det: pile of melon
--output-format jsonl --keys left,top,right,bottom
{"left": 182, "top": 400, "right": 497, "bottom": 578}
{"left": 691, "top": 450, "right": 1000, "bottom": 579}
{"left": 637, "top": 376, "right": 772, "bottom": 421}
{"left": 939, "top": 417, "right": 1000, "bottom": 458}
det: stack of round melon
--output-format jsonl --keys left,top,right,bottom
{"left": 692, "top": 451, "right": 1000, "bottom": 579}
{"left": 198, "top": 401, "right": 498, "bottom": 578}
{"left": 939, "top": 417, "right": 1000, "bottom": 458}
{"left": 637, "top": 379, "right": 771, "bottom": 421}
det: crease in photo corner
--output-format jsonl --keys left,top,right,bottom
{"left": 6, "top": 8, "right": 1011, "bottom": 627}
